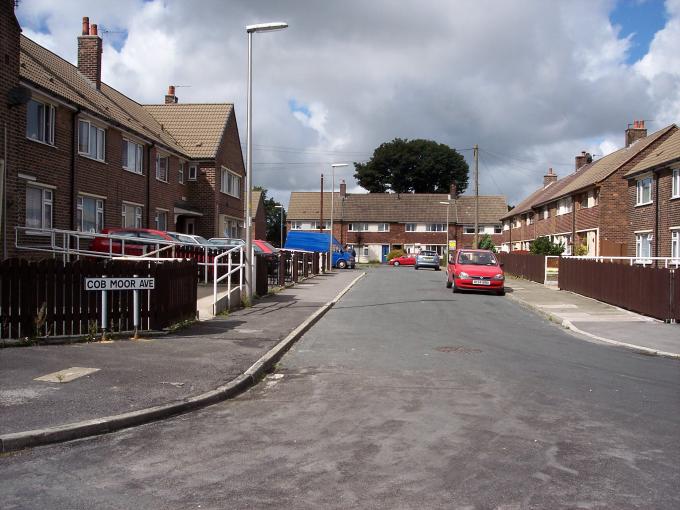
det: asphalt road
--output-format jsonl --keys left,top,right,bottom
{"left": 2, "top": 266, "right": 679, "bottom": 509}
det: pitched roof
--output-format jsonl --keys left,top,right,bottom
{"left": 19, "top": 35, "right": 233, "bottom": 160}
{"left": 251, "top": 190, "right": 263, "bottom": 218}
{"left": 287, "top": 192, "right": 507, "bottom": 224}
{"left": 624, "top": 129, "right": 680, "bottom": 177}
{"left": 143, "top": 103, "right": 233, "bottom": 159}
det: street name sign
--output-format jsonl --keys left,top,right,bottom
{"left": 84, "top": 278, "right": 155, "bottom": 291}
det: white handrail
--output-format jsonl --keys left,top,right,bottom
{"left": 213, "top": 244, "right": 245, "bottom": 314}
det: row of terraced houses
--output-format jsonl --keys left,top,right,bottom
{"left": 501, "top": 120, "right": 680, "bottom": 260}
{"left": 0, "top": 3, "right": 259, "bottom": 259}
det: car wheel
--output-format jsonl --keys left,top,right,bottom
{"left": 337, "top": 260, "right": 347, "bottom": 269}
{"left": 393, "top": 261, "right": 400, "bottom": 266}
{"left": 452, "top": 279, "right": 459, "bottom": 293}
{"left": 414, "top": 265, "right": 419, "bottom": 270}
{"left": 446, "top": 277, "right": 452, "bottom": 288}
{"left": 497, "top": 288, "right": 506, "bottom": 296}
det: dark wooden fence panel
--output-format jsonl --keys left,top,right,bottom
{"left": 497, "top": 253, "right": 546, "bottom": 284}
{"left": 559, "top": 258, "right": 675, "bottom": 321}
{"left": 0, "top": 258, "right": 197, "bottom": 340}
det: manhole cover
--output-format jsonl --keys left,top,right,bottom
{"left": 435, "top": 346, "right": 482, "bottom": 354}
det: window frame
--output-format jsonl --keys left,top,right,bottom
{"left": 122, "top": 202, "right": 143, "bottom": 228}
{"left": 672, "top": 169, "right": 680, "bottom": 199}
{"left": 377, "top": 223, "right": 390, "bottom": 232}
{"left": 155, "top": 153, "right": 169, "bottom": 183}
{"left": 25, "top": 184, "right": 53, "bottom": 230}
{"left": 122, "top": 138, "right": 143, "bottom": 174}
{"left": 405, "top": 223, "right": 416, "bottom": 232}
{"left": 425, "top": 223, "right": 446, "bottom": 232}
{"left": 635, "top": 232, "right": 652, "bottom": 259}
{"left": 348, "top": 223, "right": 369, "bottom": 232}
{"left": 77, "top": 195, "right": 105, "bottom": 233}
{"left": 636, "top": 176, "right": 653, "bottom": 206}
{"left": 188, "top": 164, "right": 198, "bottom": 181}
{"left": 672, "top": 229, "right": 680, "bottom": 260}
{"left": 155, "top": 209, "right": 168, "bottom": 231}
{"left": 26, "top": 99, "right": 56, "bottom": 146}
{"left": 179, "top": 162, "right": 185, "bottom": 184}
{"left": 220, "top": 167, "right": 242, "bottom": 198}
{"left": 78, "top": 119, "right": 105, "bottom": 161}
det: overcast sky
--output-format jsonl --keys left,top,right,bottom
{"left": 15, "top": 0, "right": 680, "bottom": 207}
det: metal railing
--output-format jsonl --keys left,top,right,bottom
{"left": 212, "top": 244, "right": 245, "bottom": 314}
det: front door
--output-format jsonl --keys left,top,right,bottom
{"left": 185, "top": 219, "right": 195, "bottom": 235}
{"left": 382, "top": 244, "right": 390, "bottom": 263}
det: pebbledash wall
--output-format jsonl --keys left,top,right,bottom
{"left": 0, "top": 5, "right": 246, "bottom": 258}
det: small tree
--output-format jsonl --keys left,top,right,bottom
{"left": 477, "top": 234, "right": 497, "bottom": 253}
{"left": 530, "top": 236, "right": 565, "bottom": 256}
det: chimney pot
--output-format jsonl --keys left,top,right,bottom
{"left": 78, "top": 17, "right": 103, "bottom": 89}
{"left": 90, "top": 24, "right": 98, "bottom": 36}
{"left": 164, "top": 85, "right": 178, "bottom": 104}
{"left": 340, "top": 180, "right": 347, "bottom": 198}
{"left": 82, "top": 17, "right": 89, "bottom": 36}
{"left": 625, "top": 119, "right": 648, "bottom": 147}
{"left": 544, "top": 167, "right": 558, "bottom": 187}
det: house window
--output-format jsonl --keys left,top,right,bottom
{"left": 222, "top": 217, "right": 241, "bottom": 238}
{"left": 348, "top": 223, "right": 368, "bottom": 232}
{"left": 464, "top": 225, "right": 476, "bottom": 234}
{"left": 636, "top": 233, "right": 652, "bottom": 259}
{"left": 77, "top": 195, "right": 104, "bottom": 233}
{"left": 78, "top": 120, "right": 105, "bottom": 161}
{"left": 556, "top": 198, "right": 572, "bottom": 215}
{"left": 377, "top": 223, "right": 389, "bottom": 232}
{"left": 155, "top": 154, "right": 169, "bottom": 182}
{"left": 188, "top": 165, "right": 197, "bottom": 181}
{"left": 527, "top": 214, "right": 533, "bottom": 225}
{"left": 310, "top": 221, "right": 330, "bottom": 230}
{"left": 494, "top": 225, "right": 502, "bottom": 234}
{"left": 672, "top": 230, "right": 680, "bottom": 260}
{"left": 543, "top": 206, "right": 549, "bottom": 219}
{"left": 122, "top": 203, "right": 143, "bottom": 228}
{"left": 673, "top": 170, "right": 680, "bottom": 199}
{"left": 179, "top": 163, "right": 185, "bottom": 184}
{"left": 155, "top": 210, "right": 168, "bottom": 231}
{"left": 25, "top": 185, "right": 52, "bottom": 229}
{"left": 405, "top": 223, "right": 416, "bottom": 232}
{"left": 291, "top": 221, "right": 303, "bottom": 230}
{"left": 122, "top": 139, "right": 143, "bottom": 174}
{"left": 636, "top": 177, "right": 653, "bottom": 205}
{"left": 220, "top": 167, "right": 242, "bottom": 198}
{"left": 26, "top": 99, "right": 55, "bottom": 145}
{"left": 503, "top": 222, "right": 509, "bottom": 231}
{"left": 426, "top": 223, "right": 445, "bottom": 232}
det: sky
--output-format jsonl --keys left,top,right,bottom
{"left": 14, "top": 0, "right": 680, "bottom": 208}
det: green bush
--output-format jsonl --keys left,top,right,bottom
{"left": 478, "top": 234, "right": 497, "bottom": 253}
{"left": 386, "top": 249, "right": 405, "bottom": 261}
{"left": 530, "top": 236, "right": 565, "bottom": 256}
{"left": 574, "top": 243, "right": 588, "bottom": 256}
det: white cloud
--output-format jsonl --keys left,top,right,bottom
{"left": 14, "top": 0, "right": 680, "bottom": 207}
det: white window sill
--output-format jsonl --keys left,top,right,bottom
{"left": 123, "top": 167, "right": 143, "bottom": 176}
{"left": 156, "top": 177, "right": 169, "bottom": 184}
{"left": 635, "top": 201, "right": 653, "bottom": 207}
{"left": 671, "top": 195, "right": 680, "bottom": 201}
{"left": 78, "top": 153, "right": 107, "bottom": 164}
{"left": 26, "top": 137, "right": 57, "bottom": 149}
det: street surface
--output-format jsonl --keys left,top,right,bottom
{"left": 2, "top": 267, "right": 679, "bottom": 509}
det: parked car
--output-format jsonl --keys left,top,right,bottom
{"left": 388, "top": 254, "right": 416, "bottom": 266}
{"left": 208, "top": 237, "right": 246, "bottom": 249}
{"left": 446, "top": 249, "right": 505, "bottom": 295}
{"left": 415, "top": 250, "right": 440, "bottom": 270}
{"left": 89, "top": 228, "right": 174, "bottom": 256}
{"left": 167, "top": 232, "right": 211, "bottom": 247}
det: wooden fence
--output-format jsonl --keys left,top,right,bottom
{"left": 0, "top": 258, "right": 197, "bottom": 340}
{"left": 559, "top": 258, "right": 680, "bottom": 321}
{"left": 497, "top": 253, "right": 546, "bottom": 284}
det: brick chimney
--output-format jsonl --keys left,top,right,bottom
{"left": 165, "top": 85, "right": 178, "bottom": 104}
{"left": 77, "top": 17, "right": 103, "bottom": 89}
{"left": 543, "top": 168, "right": 557, "bottom": 187}
{"left": 339, "top": 180, "right": 347, "bottom": 198}
{"left": 450, "top": 182, "right": 457, "bottom": 198}
{"left": 625, "top": 120, "right": 647, "bottom": 147}
{"left": 575, "top": 151, "right": 592, "bottom": 170}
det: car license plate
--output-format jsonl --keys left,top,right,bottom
{"left": 472, "top": 279, "right": 491, "bottom": 285}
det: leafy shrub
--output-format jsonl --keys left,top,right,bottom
{"left": 386, "top": 249, "right": 405, "bottom": 261}
{"left": 574, "top": 243, "right": 588, "bottom": 256}
{"left": 530, "top": 236, "right": 565, "bottom": 256}
{"left": 478, "top": 234, "right": 497, "bottom": 253}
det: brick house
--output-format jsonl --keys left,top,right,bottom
{"left": 623, "top": 129, "right": 680, "bottom": 260}
{"left": 500, "top": 121, "right": 677, "bottom": 256}
{"left": 287, "top": 183, "right": 507, "bottom": 263}
{"left": 0, "top": 9, "right": 245, "bottom": 258}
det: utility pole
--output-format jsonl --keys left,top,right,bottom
{"left": 320, "top": 174, "right": 324, "bottom": 232}
{"left": 474, "top": 144, "right": 479, "bottom": 249}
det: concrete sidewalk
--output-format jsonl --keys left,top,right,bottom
{"left": 506, "top": 277, "right": 680, "bottom": 359}
{"left": 0, "top": 270, "right": 363, "bottom": 447}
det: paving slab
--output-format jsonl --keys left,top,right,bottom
{"left": 506, "top": 277, "right": 680, "bottom": 358}
{"left": 0, "top": 271, "right": 360, "bottom": 435}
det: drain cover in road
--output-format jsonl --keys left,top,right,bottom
{"left": 435, "top": 346, "right": 482, "bottom": 354}
{"left": 34, "top": 367, "right": 100, "bottom": 383}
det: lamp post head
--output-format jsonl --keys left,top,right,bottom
{"left": 246, "top": 22, "right": 288, "bottom": 33}
{"left": 331, "top": 163, "right": 349, "bottom": 168}
{"left": 274, "top": 205, "right": 283, "bottom": 209}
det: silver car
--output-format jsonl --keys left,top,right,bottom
{"left": 415, "top": 250, "right": 440, "bottom": 270}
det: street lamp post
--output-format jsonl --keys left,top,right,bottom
{"left": 328, "top": 163, "right": 348, "bottom": 271}
{"left": 274, "top": 204, "right": 284, "bottom": 247}
{"left": 244, "top": 21, "right": 288, "bottom": 300}
{"left": 439, "top": 200, "right": 450, "bottom": 261}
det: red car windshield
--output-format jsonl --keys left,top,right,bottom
{"left": 458, "top": 251, "right": 498, "bottom": 266}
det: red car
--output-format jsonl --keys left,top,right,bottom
{"left": 389, "top": 254, "right": 416, "bottom": 266}
{"left": 89, "top": 228, "right": 174, "bottom": 256}
{"left": 446, "top": 249, "right": 505, "bottom": 295}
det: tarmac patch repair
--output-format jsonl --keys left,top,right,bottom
{"left": 34, "top": 367, "right": 100, "bottom": 383}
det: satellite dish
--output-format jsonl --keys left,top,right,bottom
{"left": 7, "top": 86, "right": 31, "bottom": 106}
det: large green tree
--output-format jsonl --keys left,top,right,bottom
{"left": 254, "top": 187, "right": 287, "bottom": 247}
{"left": 354, "top": 138, "right": 469, "bottom": 194}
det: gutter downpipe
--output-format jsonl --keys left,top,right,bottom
{"left": 2, "top": 122, "right": 7, "bottom": 260}
{"left": 147, "top": 144, "right": 154, "bottom": 227}
{"left": 655, "top": 171, "right": 660, "bottom": 268}
{"left": 71, "top": 108, "right": 81, "bottom": 231}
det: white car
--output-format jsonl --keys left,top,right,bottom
{"left": 167, "top": 232, "right": 211, "bottom": 246}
